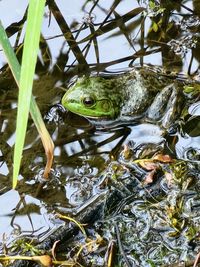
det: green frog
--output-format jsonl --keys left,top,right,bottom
{"left": 61, "top": 68, "right": 190, "bottom": 127}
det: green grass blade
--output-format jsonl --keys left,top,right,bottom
{"left": 0, "top": 20, "right": 54, "bottom": 189}
{"left": 14, "top": 0, "right": 46, "bottom": 189}
{"left": 0, "top": 0, "right": 51, "bottom": 188}
{"left": 0, "top": 21, "right": 21, "bottom": 82}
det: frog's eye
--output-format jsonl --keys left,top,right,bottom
{"left": 82, "top": 96, "right": 95, "bottom": 107}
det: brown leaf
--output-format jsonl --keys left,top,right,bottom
{"left": 51, "top": 240, "right": 60, "bottom": 260}
{"left": 139, "top": 160, "right": 158, "bottom": 171}
{"left": 143, "top": 170, "right": 156, "bottom": 185}
{"left": 32, "top": 255, "right": 52, "bottom": 267}
{"left": 153, "top": 154, "right": 173, "bottom": 163}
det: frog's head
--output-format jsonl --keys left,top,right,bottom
{"left": 62, "top": 76, "right": 122, "bottom": 119}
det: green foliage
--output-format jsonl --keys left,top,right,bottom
{"left": 13, "top": 0, "right": 46, "bottom": 188}
{"left": 0, "top": 0, "right": 51, "bottom": 188}
{"left": 184, "top": 84, "right": 200, "bottom": 96}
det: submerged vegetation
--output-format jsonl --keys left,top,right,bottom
{"left": 0, "top": 0, "right": 200, "bottom": 266}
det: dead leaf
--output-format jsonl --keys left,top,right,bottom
{"left": 32, "top": 255, "right": 52, "bottom": 267}
{"left": 153, "top": 154, "right": 173, "bottom": 163}
{"left": 139, "top": 160, "right": 158, "bottom": 171}
{"left": 143, "top": 170, "right": 156, "bottom": 185}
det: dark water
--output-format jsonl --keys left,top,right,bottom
{"left": 1, "top": 1, "right": 200, "bottom": 266}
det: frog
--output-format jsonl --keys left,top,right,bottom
{"left": 61, "top": 67, "right": 187, "bottom": 128}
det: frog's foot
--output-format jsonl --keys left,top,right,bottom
{"left": 146, "top": 83, "right": 182, "bottom": 129}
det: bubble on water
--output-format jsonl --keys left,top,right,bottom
{"left": 142, "top": 0, "right": 165, "bottom": 17}
{"left": 166, "top": 253, "right": 179, "bottom": 264}
{"left": 44, "top": 104, "right": 65, "bottom": 123}
{"left": 181, "top": 16, "right": 200, "bottom": 31}
{"left": 35, "top": 168, "right": 61, "bottom": 184}
{"left": 188, "top": 101, "right": 200, "bottom": 116}
{"left": 168, "top": 34, "right": 197, "bottom": 56}
{"left": 69, "top": 187, "right": 91, "bottom": 205}
{"left": 82, "top": 12, "right": 96, "bottom": 26}
{"left": 184, "top": 147, "right": 200, "bottom": 161}
{"left": 75, "top": 162, "right": 99, "bottom": 178}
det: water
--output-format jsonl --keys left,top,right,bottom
{"left": 0, "top": 0, "right": 200, "bottom": 266}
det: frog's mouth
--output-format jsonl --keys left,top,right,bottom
{"left": 67, "top": 105, "right": 112, "bottom": 120}
{"left": 83, "top": 114, "right": 111, "bottom": 120}
{"left": 63, "top": 99, "right": 115, "bottom": 120}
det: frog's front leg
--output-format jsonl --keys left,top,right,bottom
{"left": 146, "top": 83, "right": 182, "bottom": 128}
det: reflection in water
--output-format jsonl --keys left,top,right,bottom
{"left": 188, "top": 101, "right": 200, "bottom": 116}
{"left": 1, "top": 0, "right": 200, "bottom": 266}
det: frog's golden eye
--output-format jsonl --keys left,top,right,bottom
{"left": 82, "top": 96, "right": 95, "bottom": 107}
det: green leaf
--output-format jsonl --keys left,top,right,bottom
{"left": 0, "top": 21, "right": 21, "bottom": 83}
{"left": 13, "top": 0, "right": 46, "bottom": 188}
{"left": 152, "top": 22, "right": 158, "bottom": 32}
{"left": 0, "top": 16, "right": 54, "bottom": 189}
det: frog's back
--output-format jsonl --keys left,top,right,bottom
{"left": 118, "top": 67, "right": 181, "bottom": 118}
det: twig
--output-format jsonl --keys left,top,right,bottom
{"left": 114, "top": 223, "right": 131, "bottom": 267}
